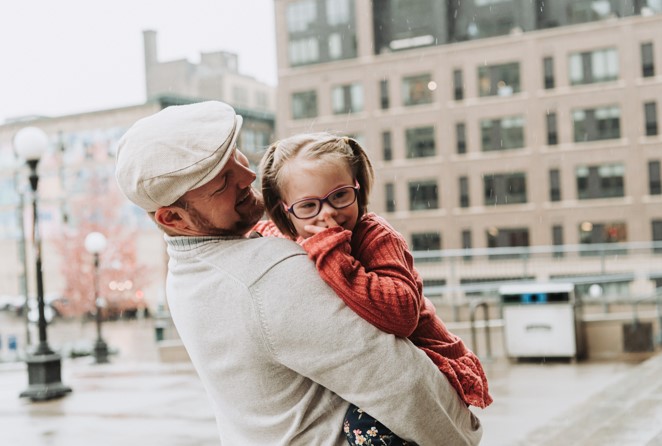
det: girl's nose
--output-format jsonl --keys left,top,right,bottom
{"left": 318, "top": 202, "right": 337, "bottom": 219}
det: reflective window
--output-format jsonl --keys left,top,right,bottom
{"left": 456, "top": 122, "right": 467, "bottom": 154}
{"left": 576, "top": 164, "right": 625, "bottom": 199}
{"left": 406, "top": 126, "right": 436, "bottom": 158}
{"left": 411, "top": 232, "right": 441, "bottom": 262}
{"left": 291, "top": 90, "right": 318, "bottom": 119}
{"left": 543, "top": 57, "right": 555, "bottom": 89}
{"left": 382, "top": 131, "right": 392, "bottom": 161}
{"left": 402, "top": 74, "right": 434, "bottom": 106}
{"left": 478, "top": 62, "right": 520, "bottom": 97}
{"left": 287, "top": 0, "right": 356, "bottom": 67}
{"left": 573, "top": 105, "right": 620, "bottom": 142}
{"left": 459, "top": 176, "right": 469, "bottom": 208}
{"left": 644, "top": 102, "right": 658, "bottom": 136}
{"left": 385, "top": 182, "right": 396, "bottom": 212}
{"left": 549, "top": 169, "right": 561, "bottom": 202}
{"left": 331, "top": 83, "right": 363, "bottom": 114}
{"left": 487, "top": 227, "right": 529, "bottom": 249}
{"left": 379, "top": 79, "right": 390, "bottom": 109}
{"left": 481, "top": 115, "right": 525, "bottom": 151}
{"left": 408, "top": 180, "right": 439, "bottom": 210}
{"left": 649, "top": 160, "right": 661, "bottom": 195}
{"left": 579, "top": 221, "right": 627, "bottom": 248}
{"left": 546, "top": 111, "right": 558, "bottom": 145}
{"left": 373, "top": 0, "right": 445, "bottom": 54}
{"left": 641, "top": 42, "right": 655, "bottom": 77}
{"left": 569, "top": 48, "right": 618, "bottom": 85}
{"left": 453, "top": 69, "right": 464, "bottom": 101}
{"left": 484, "top": 172, "right": 527, "bottom": 205}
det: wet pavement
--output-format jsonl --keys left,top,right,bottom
{"left": 0, "top": 312, "right": 660, "bottom": 445}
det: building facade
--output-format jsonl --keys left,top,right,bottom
{"left": 273, "top": 0, "right": 662, "bottom": 299}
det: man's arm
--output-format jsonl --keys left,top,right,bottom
{"left": 251, "top": 252, "right": 482, "bottom": 446}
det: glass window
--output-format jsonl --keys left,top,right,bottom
{"left": 567, "top": 0, "right": 612, "bottom": 25}
{"left": 402, "top": 74, "right": 433, "bottom": 106}
{"left": 487, "top": 227, "right": 529, "bottom": 250}
{"left": 382, "top": 131, "right": 392, "bottom": 161}
{"left": 579, "top": 221, "right": 627, "bottom": 254}
{"left": 459, "top": 176, "right": 469, "bottom": 208}
{"left": 411, "top": 232, "right": 442, "bottom": 262}
{"left": 547, "top": 111, "right": 558, "bottom": 145}
{"left": 572, "top": 105, "right": 620, "bottom": 142}
{"left": 649, "top": 160, "right": 661, "bottom": 195}
{"left": 569, "top": 48, "right": 619, "bottom": 85}
{"left": 481, "top": 115, "right": 525, "bottom": 151}
{"left": 287, "top": 0, "right": 356, "bottom": 67}
{"left": 332, "top": 83, "right": 364, "bottom": 114}
{"left": 372, "top": 0, "right": 445, "bottom": 54}
{"left": 408, "top": 180, "right": 439, "bottom": 211}
{"left": 379, "top": 79, "right": 389, "bottom": 109}
{"left": 484, "top": 172, "right": 527, "bottom": 205}
{"left": 645, "top": 102, "right": 658, "bottom": 136}
{"left": 543, "top": 57, "right": 555, "bottom": 89}
{"left": 385, "top": 182, "right": 396, "bottom": 212}
{"left": 552, "top": 225, "right": 564, "bottom": 258}
{"left": 406, "top": 126, "right": 436, "bottom": 158}
{"left": 453, "top": 69, "right": 464, "bottom": 101}
{"left": 653, "top": 220, "right": 662, "bottom": 253}
{"left": 232, "top": 86, "right": 248, "bottom": 106}
{"left": 456, "top": 122, "right": 467, "bottom": 154}
{"left": 641, "top": 42, "right": 655, "bottom": 78}
{"left": 576, "top": 163, "right": 625, "bottom": 199}
{"left": 478, "top": 62, "right": 520, "bottom": 97}
{"left": 462, "top": 229, "right": 472, "bottom": 260}
{"left": 549, "top": 169, "right": 561, "bottom": 202}
{"left": 291, "top": 90, "right": 318, "bottom": 119}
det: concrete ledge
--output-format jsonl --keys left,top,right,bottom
{"left": 156, "top": 340, "right": 190, "bottom": 363}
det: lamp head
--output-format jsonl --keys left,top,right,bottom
{"left": 85, "top": 232, "right": 108, "bottom": 254}
{"left": 13, "top": 127, "right": 50, "bottom": 162}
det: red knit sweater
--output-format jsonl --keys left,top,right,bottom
{"left": 253, "top": 214, "right": 492, "bottom": 408}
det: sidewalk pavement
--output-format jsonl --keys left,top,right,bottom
{"left": 1, "top": 351, "right": 660, "bottom": 445}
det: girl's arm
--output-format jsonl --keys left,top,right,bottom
{"left": 302, "top": 225, "right": 422, "bottom": 337}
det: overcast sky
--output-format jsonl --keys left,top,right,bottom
{"left": 0, "top": 0, "right": 277, "bottom": 123}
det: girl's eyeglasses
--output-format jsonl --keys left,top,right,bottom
{"left": 284, "top": 181, "right": 360, "bottom": 219}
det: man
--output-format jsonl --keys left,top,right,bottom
{"left": 115, "top": 101, "right": 482, "bottom": 445}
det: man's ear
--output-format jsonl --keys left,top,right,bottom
{"left": 154, "top": 206, "right": 189, "bottom": 231}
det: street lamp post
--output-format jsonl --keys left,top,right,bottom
{"left": 15, "top": 126, "right": 72, "bottom": 401}
{"left": 84, "top": 231, "right": 109, "bottom": 364}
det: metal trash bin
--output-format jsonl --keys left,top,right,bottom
{"left": 499, "top": 282, "right": 583, "bottom": 360}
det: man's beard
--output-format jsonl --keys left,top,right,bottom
{"left": 188, "top": 192, "right": 265, "bottom": 237}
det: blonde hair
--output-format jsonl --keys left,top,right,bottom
{"left": 260, "top": 132, "right": 374, "bottom": 239}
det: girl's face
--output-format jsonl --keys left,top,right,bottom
{"left": 280, "top": 158, "right": 360, "bottom": 239}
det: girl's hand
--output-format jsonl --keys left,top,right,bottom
{"left": 304, "top": 214, "right": 339, "bottom": 235}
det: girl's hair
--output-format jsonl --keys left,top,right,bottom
{"left": 260, "top": 132, "right": 374, "bottom": 239}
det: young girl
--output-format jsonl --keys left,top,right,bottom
{"left": 255, "top": 132, "right": 492, "bottom": 446}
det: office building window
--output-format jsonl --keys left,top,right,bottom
{"left": 372, "top": 0, "right": 446, "bottom": 54}
{"left": 569, "top": 48, "right": 619, "bottom": 85}
{"left": 332, "top": 83, "right": 363, "bottom": 114}
{"left": 291, "top": 90, "right": 318, "bottom": 119}
{"left": 572, "top": 105, "right": 620, "bottom": 142}
{"left": 408, "top": 180, "right": 439, "bottom": 211}
{"left": 462, "top": 229, "right": 472, "bottom": 260}
{"left": 641, "top": 42, "right": 655, "bottom": 78}
{"left": 549, "top": 169, "right": 561, "bottom": 202}
{"left": 546, "top": 111, "right": 558, "bottom": 145}
{"left": 649, "top": 160, "right": 661, "bottom": 195}
{"left": 453, "top": 69, "right": 464, "bottom": 101}
{"left": 459, "top": 176, "right": 469, "bottom": 208}
{"left": 385, "top": 182, "right": 396, "bottom": 212}
{"left": 456, "top": 122, "right": 467, "bottom": 154}
{"left": 481, "top": 115, "right": 525, "bottom": 151}
{"left": 552, "top": 225, "right": 564, "bottom": 258}
{"left": 380, "top": 79, "right": 389, "bottom": 109}
{"left": 287, "top": 0, "right": 356, "bottom": 67}
{"left": 579, "top": 221, "right": 627, "bottom": 254}
{"left": 653, "top": 220, "right": 662, "bottom": 253}
{"left": 576, "top": 164, "right": 625, "bottom": 199}
{"left": 406, "top": 126, "right": 436, "bottom": 158}
{"left": 478, "top": 62, "right": 520, "bottom": 97}
{"left": 411, "top": 232, "right": 442, "bottom": 262}
{"left": 487, "top": 227, "right": 529, "bottom": 249}
{"left": 645, "top": 102, "right": 658, "bottom": 136}
{"left": 484, "top": 172, "right": 527, "bottom": 205}
{"left": 402, "top": 74, "right": 433, "bottom": 106}
{"left": 382, "top": 131, "right": 393, "bottom": 161}
{"left": 543, "top": 56, "right": 555, "bottom": 89}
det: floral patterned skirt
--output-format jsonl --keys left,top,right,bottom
{"left": 343, "top": 404, "right": 411, "bottom": 446}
